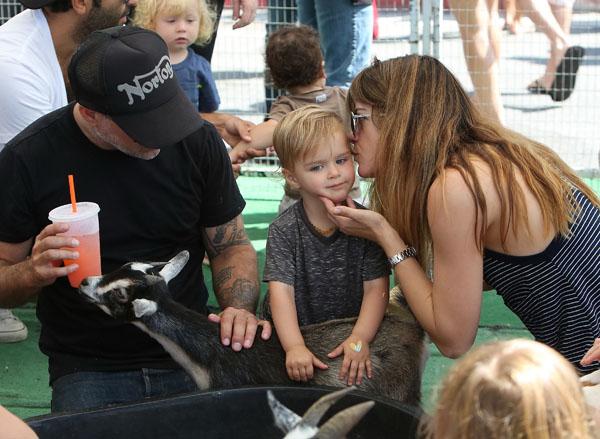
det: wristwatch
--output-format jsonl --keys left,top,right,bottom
{"left": 388, "top": 246, "right": 417, "bottom": 268}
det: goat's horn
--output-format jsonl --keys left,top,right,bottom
{"left": 314, "top": 401, "right": 375, "bottom": 439}
{"left": 267, "top": 390, "right": 301, "bottom": 434}
{"left": 158, "top": 250, "right": 190, "bottom": 284}
{"left": 299, "top": 386, "right": 357, "bottom": 428}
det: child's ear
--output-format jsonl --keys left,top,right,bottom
{"left": 282, "top": 168, "right": 300, "bottom": 190}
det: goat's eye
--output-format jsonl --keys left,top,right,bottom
{"left": 114, "top": 289, "right": 128, "bottom": 303}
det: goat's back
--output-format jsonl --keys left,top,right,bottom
{"left": 302, "top": 313, "right": 425, "bottom": 405}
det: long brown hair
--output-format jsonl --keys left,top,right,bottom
{"left": 348, "top": 55, "right": 599, "bottom": 269}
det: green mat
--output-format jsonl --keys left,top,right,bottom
{"left": 2, "top": 175, "right": 598, "bottom": 419}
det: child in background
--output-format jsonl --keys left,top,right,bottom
{"left": 263, "top": 106, "right": 389, "bottom": 386}
{"left": 423, "top": 339, "right": 596, "bottom": 439}
{"left": 132, "top": 0, "right": 220, "bottom": 113}
{"left": 228, "top": 25, "right": 361, "bottom": 212}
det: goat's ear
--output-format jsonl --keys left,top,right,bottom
{"left": 132, "top": 299, "right": 158, "bottom": 318}
{"left": 267, "top": 391, "right": 301, "bottom": 434}
{"left": 158, "top": 251, "right": 190, "bottom": 284}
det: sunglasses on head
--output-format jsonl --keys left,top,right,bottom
{"left": 350, "top": 112, "right": 370, "bottom": 136}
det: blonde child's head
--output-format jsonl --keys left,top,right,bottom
{"left": 273, "top": 106, "right": 347, "bottom": 171}
{"left": 132, "top": 0, "right": 216, "bottom": 46}
{"left": 273, "top": 106, "right": 354, "bottom": 203}
{"left": 424, "top": 339, "right": 595, "bottom": 439}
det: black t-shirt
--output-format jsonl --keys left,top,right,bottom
{"left": 0, "top": 103, "right": 245, "bottom": 383}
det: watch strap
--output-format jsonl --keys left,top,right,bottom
{"left": 388, "top": 246, "right": 417, "bottom": 268}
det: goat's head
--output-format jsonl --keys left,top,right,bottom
{"left": 78, "top": 250, "right": 190, "bottom": 321}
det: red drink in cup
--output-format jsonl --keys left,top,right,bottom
{"left": 48, "top": 202, "right": 101, "bottom": 288}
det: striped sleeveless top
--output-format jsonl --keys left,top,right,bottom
{"left": 483, "top": 188, "right": 600, "bottom": 373}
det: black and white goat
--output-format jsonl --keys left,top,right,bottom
{"left": 79, "top": 251, "right": 425, "bottom": 405}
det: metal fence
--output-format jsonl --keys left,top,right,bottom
{"left": 2, "top": 0, "right": 598, "bottom": 174}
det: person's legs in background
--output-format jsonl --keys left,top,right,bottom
{"left": 298, "top": 0, "right": 373, "bottom": 88}
{"left": 451, "top": 0, "right": 505, "bottom": 124}
{"left": 0, "top": 308, "right": 27, "bottom": 343}
{"left": 520, "top": 0, "right": 572, "bottom": 91}
{"left": 51, "top": 368, "right": 197, "bottom": 413}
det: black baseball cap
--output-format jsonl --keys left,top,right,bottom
{"left": 19, "top": 0, "right": 55, "bottom": 8}
{"left": 68, "top": 26, "right": 203, "bottom": 149}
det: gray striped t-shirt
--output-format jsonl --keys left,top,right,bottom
{"left": 263, "top": 201, "right": 390, "bottom": 326}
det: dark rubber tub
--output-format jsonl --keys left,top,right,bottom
{"left": 27, "top": 386, "right": 422, "bottom": 439}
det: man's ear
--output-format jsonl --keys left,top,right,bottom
{"left": 77, "top": 105, "right": 100, "bottom": 125}
{"left": 71, "top": 0, "right": 93, "bottom": 16}
{"left": 282, "top": 168, "right": 300, "bottom": 190}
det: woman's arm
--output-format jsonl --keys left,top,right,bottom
{"left": 394, "top": 172, "right": 483, "bottom": 357}
{"left": 322, "top": 171, "right": 486, "bottom": 358}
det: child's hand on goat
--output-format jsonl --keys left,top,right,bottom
{"left": 328, "top": 336, "right": 372, "bottom": 386}
{"left": 285, "top": 345, "right": 328, "bottom": 382}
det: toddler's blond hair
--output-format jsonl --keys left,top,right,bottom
{"left": 273, "top": 105, "right": 348, "bottom": 171}
{"left": 132, "top": 0, "right": 216, "bottom": 46}
{"left": 423, "top": 339, "right": 595, "bottom": 439}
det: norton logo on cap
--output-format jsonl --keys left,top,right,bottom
{"left": 116, "top": 55, "right": 174, "bottom": 105}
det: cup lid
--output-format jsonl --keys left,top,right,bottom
{"left": 48, "top": 202, "right": 100, "bottom": 222}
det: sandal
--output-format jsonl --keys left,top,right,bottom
{"left": 526, "top": 78, "right": 549, "bottom": 95}
{"left": 549, "top": 46, "right": 585, "bottom": 102}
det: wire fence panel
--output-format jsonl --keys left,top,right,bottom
{"left": 2, "top": 0, "right": 598, "bottom": 175}
{"left": 213, "top": 1, "right": 598, "bottom": 176}
{"left": 0, "top": 0, "right": 21, "bottom": 24}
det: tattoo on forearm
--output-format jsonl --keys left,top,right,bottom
{"left": 213, "top": 266, "right": 233, "bottom": 291}
{"left": 204, "top": 218, "right": 251, "bottom": 258}
{"left": 218, "top": 278, "right": 259, "bottom": 311}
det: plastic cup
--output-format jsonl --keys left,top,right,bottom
{"left": 48, "top": 202, "right": 101, "bottom": 288}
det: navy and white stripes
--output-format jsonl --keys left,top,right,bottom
{"left": 484, "top": 189, "right": 600, "bottom": 373}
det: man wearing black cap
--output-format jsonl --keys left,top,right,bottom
{"left": 0, "top": 26, "right": 270, "bottom": 412}
{"left": 0, "top": 0, "right": 136, "bottom": 343}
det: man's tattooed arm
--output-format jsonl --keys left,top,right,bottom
{"left": 202, "top": 215, "right": 259, "bottom": 312}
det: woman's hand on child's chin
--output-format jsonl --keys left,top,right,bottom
{"left": 327, "top": 338, "right": 372, "bottom": 386}
{"left": 318, "top": 195, "right": 351, "bottom": 209}
{"left": 320, "top": 196, "right": 388, "bottom": 246}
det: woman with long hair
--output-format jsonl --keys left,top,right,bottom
{"left": 323, "top": 55, "right": 600, "bottom": 373}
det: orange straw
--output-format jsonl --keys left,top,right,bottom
{"left": 68, "top": 174, "right": 77, "bottom": 213}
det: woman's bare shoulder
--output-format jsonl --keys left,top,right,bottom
{"left": 428, "top": 163, "right": 500, "bottom": 225}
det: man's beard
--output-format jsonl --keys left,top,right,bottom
{"left": 73, "top": 3, "right": 130, "bottom": 45}
{"left": 66, "top": 4, "right": 130, "bottom": 99}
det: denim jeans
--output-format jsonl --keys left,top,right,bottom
{"left": 298, "top": 0, "right": 373, "bottom": 87}
{"left": 51, "top": 368, "right": 198, "bottom": 413}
